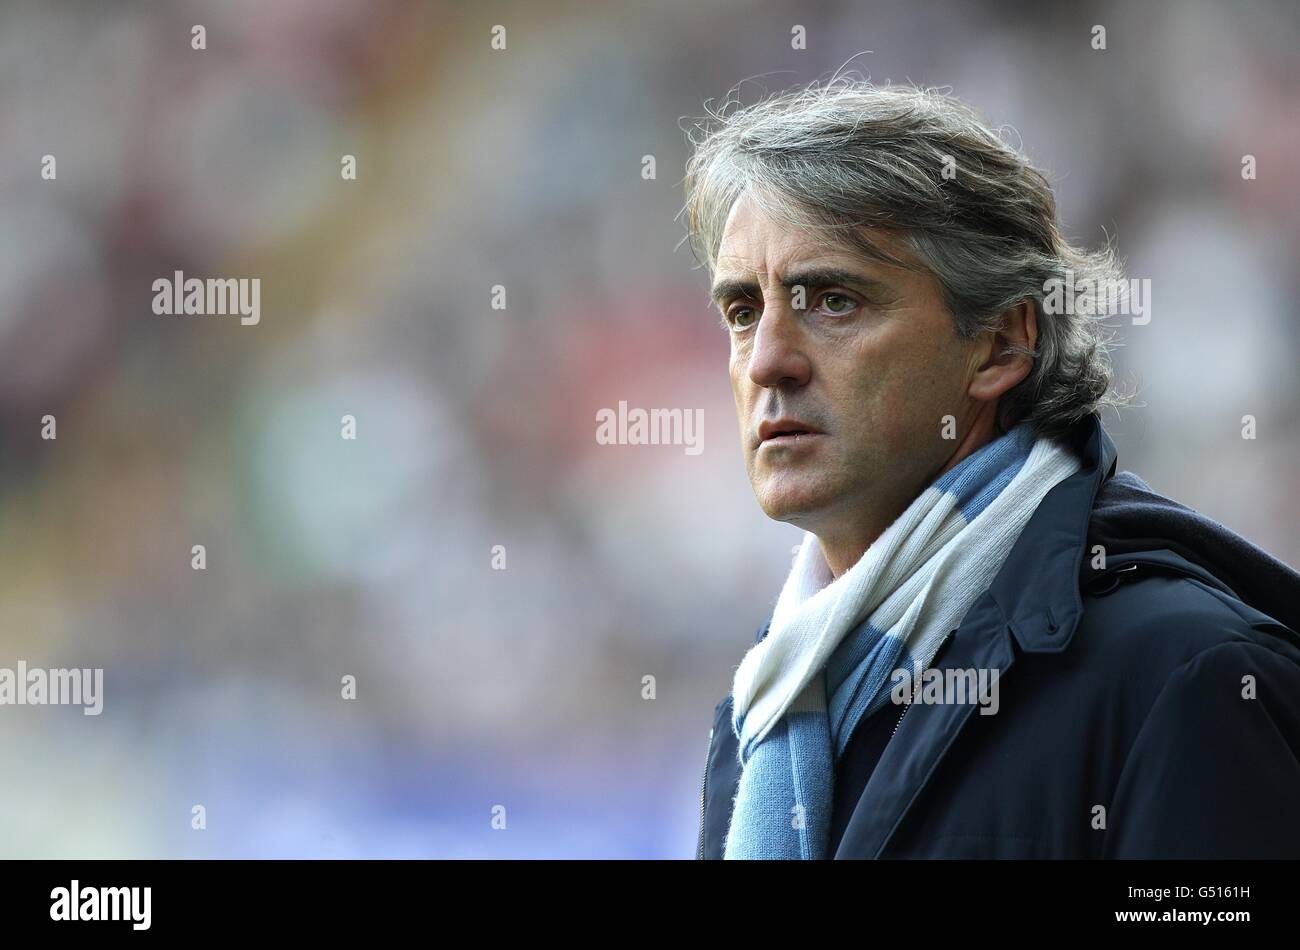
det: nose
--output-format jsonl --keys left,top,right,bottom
{"left": 747, "top": 303, "right": 812, "bottom": 389}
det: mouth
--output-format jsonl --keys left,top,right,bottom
{"left": 757, "top": 419, "right": 825, "bottom": 448}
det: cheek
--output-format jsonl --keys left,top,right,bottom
{"left": 729, "top": 347, "right": 750, "bottom": 410}
{"left": 886, "top": 338, "right": 971, "bottom": 448}
{"left": 833, "top": 329, "right": 955, "bottom": 450}
{"left": 839, "top": 333, "right": 910, "bottom": 411}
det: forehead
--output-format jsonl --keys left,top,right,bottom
{"left": 716, "top": 193, "right": 824, "bottom": 265}
{"left": 714, "top": 192, "right": 908, "bottom": 279}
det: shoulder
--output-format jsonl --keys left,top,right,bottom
{"left": 1077, "top": 550, "right": 1300, "bottom": 678}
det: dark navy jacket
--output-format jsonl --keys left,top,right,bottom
{"left": 697, "top": 414, "right": 1300, "bottom": 859}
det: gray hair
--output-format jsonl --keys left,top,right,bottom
{"left": 680, "top": 76, "right": 1125, "bottom": 438}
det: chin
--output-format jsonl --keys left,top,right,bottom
{"left": 754, "top": 477, "right": 838, "bottom": 526}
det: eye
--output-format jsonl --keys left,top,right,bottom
{"left": 817, "top": 292, "right": 857, "bottom": 316}
{"left": 726, "top": 305, "right": 759, "bottom": 331}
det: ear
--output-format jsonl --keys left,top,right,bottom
{"left": 968, "top": 299, "right": 1037, "bottom": 404}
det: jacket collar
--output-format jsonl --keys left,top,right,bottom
{"left": 989, "top": 412, "right": 1117, "bottom": 654}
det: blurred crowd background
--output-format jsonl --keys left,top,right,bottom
{"left": 1, "top": 0, "right": 1297, "bottom": 857}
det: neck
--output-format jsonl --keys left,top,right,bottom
{"left": 815, "top": 410, "right": 1001, "bottom": 579}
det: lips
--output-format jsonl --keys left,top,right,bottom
{"left": 757, "top": 418, "right": 825, "bottom": 446}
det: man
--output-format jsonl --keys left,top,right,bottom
{"left": 683, "top": 79, "right": 1300, "bottom": 859}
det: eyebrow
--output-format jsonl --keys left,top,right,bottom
{"left": 709, "top": 266, "right": 889, "bottom": 307}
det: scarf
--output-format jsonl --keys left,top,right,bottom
{"left": 723, "top": 423, "right": 1081, "bottom": 859}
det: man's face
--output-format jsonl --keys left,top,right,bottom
{"left": 713, "top": 193, "right": 982, "bottom": 537}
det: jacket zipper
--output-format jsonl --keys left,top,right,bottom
{"left": 696, "top": 725, "right": 714, "bottom": 859}
{"left": 891, "top": 629, "right": 957, "bottom": 740}
{"left": 890, "top": 695, "right": 912, "bottom": 739}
